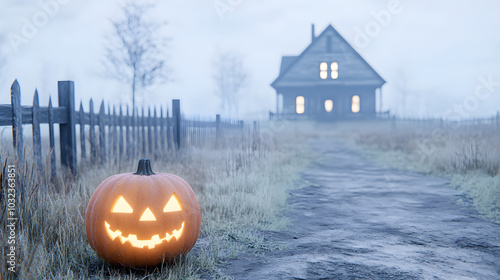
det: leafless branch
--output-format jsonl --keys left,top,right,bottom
{"left": 103, "top": 1, "right": 171, "bottom": 110}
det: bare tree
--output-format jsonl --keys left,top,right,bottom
{"left": 104, "top": 2, "right": 170, "bottom": 112}
{"left": 213, "top": 51, "right": 247, "bottom": 118}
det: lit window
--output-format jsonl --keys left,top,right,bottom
{"left": 351, "top": 95, "right": 360, "bottom": 113}
{"left": 320, "top": 62, "right": 328, "bottom": 79}
{"left": 296, "top": 96, "right": 305, "bottom": 114}
{"left": 324, "top": 100, "right": 333, "bottom": 112}
{"left": 331, "top": 62, "right": 339, "bottom": 79}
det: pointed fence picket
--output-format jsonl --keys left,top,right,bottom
{"left": 48, "top": 97, "right": 56, "bottom": 178}
{"left": 32, "top": 90, "right": 42, "bottom": 171}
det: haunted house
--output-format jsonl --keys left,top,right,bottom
{"left": 271, "top": 24, "right": 386, "bottom": 120}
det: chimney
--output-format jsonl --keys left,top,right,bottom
{"left": 311, "top": 24, "right": 316, "bottom": 42}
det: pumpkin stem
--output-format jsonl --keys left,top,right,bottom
{"left": 133, "top": 159, "right": 155, "bottom": 175}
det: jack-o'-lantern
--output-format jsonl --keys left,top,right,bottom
{"left": 85, "top": 159, "right": 201, "bottom": 267}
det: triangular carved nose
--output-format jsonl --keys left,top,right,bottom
{"left": 139, "top": 208, "right": 156, "bottom": 221}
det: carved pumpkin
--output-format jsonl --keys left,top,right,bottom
{"left": 85, "top": 159, "right": 201, "bottom": 267}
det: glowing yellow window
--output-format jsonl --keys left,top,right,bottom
{"left": 320, "top": 62, "right": 328, "bottom": 79}
{"left": 324, "top": 100, "right": 333, "bottom": 112}
{"left": 331, "top": 62, "right": 339, "bottom": 79}
{"left": 351, "top": 95, "right": 360, "bottom": 113}
{"left": 296, "top": 96, "right": 305, "bottom": 114}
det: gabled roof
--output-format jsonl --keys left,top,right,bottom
{"left": 271, "top": 25, "right": 386, "bottom": 89}
{"left": 279, "top": 56, "right": 298, "bottom": 75}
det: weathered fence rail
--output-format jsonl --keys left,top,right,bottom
{"left": 386, "top": 114, "right": 500, "bottom": 130}
{"left": 0, "top": 80, "right": 243, "bottom": 177}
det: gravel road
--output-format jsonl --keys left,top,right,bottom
{"left": 221, "top": 140, "right": 500, "bottom": 279}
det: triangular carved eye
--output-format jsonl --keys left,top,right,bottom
{"left": 164, "top": 194, "right": 182, "bottom": 212}
{"left": 112, "top": 196, "right": 133, "bottom": 213}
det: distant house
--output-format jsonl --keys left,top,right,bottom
{"left": 271, "top": 24, "right": 386, "bottom": 120}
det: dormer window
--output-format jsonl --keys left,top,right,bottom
{"left": 331, "top": 62, "right": 339, "bottom": 79}
{"left": 320, "top": 62, "right": 328, "bottom": 79}
{"left": 320, "top": 62, "right": 339, "bottom": 79}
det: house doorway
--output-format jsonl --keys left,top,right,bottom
{"left": 320, "top": 99, "right": 335, "bottom": 120}
{"left": 324, "top": 99, "right": 333, "bottom": 113}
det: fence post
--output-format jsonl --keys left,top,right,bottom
{"left": 32, "top": 90, "right": 42, "bottom": 171}
{"left": 112, "top": 106, "right": 117, "bottom": 161}
{"left": 79, "top": 102, "right": 86, "bottom": 160}
{"left": 11, "top": 80, "right": 24, "bottom": 161}
{"left": 148, "top": 107, "right": 153, "bottom": 154}
{"left": 119, "top": 105, "right": 124, "bottom": 160}
{"left": 126, "top": 106, "right": 131, "bottom": 159}
{"left": 141, "top": 107, "right": 146, "bottom": 155}
{"left": 132, "top": 107, "right": 136, "bottom": 158}
{"left": 107, "top": 105, "right": 112, "bottom": 161}
{"left": 98, "top": 101, "right": 106, "bottom": 165}
{"left": 167, "top": 107, "right": 172, "bottom": 150}
{"left": 185, "top": 119, "right": 188, "bottom": 146}
{"left": 48, "top": 97, "right": 57, "bottom": 178}
{"left": 172, "top": 99, "right": 181, "bottom": 150}
{"left": 58, "top": 81, "right": 77, "bottom": 173}
{"left": 239, "top": 120, "right": 244, "bottom": 143}
{"left": 252, "top": 120, "right": 259, "bottom": 150}
{"left": 89, "top": 99, "right": 96, "bottom": 162}
{"left": 107, "top": 105, "right": 111, "bottom": 161}
{"left": 495, "top": 111, "right": 500, "bottom": 130}
{"left": 160, "top": 107, "right": 165, "bottom": 151}
{"left": 153, "top": 107, "right": 158, "bottom": 154}
{"left": 137, "top": 108, "right": 141, "bottom": 156}
{"left": 216, "top": 114, "right": 221, "bottom": 141}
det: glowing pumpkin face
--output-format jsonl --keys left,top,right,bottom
{"left": 104, "top": 194, "right": 184, "bottom": 249}
{"left": 85, "top": 159, "right": 201, "bottom": 268}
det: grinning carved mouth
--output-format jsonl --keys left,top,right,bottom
{"left": 104, "top": 221, "right": 184, "bottom": 249}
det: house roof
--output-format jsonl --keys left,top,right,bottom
{"left": 279, "top": 56, "right": 298, "bottom": 75}
{"left": 271, "top": 25, "right": 386, "bottom": 89}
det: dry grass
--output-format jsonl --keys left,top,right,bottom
{"left": 0, "top": 126, "right": 313, "bottom": 279}
{"left": 331, "top": 120, "right": 500, "bottom": 222}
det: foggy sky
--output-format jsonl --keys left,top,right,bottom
{"left": 1, "top": 0, "right": 499, "bottom": 120}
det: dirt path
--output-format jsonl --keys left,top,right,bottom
{"left": 221, "top": 140, "right": 500, "bottom": 279}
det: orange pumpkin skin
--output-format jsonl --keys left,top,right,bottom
{"left": 85, "top": 159, "right": 201, "bottom": 268}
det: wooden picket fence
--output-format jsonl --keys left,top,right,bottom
{"left": 0, "top": 80, "right": 243, "bottom": 177}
